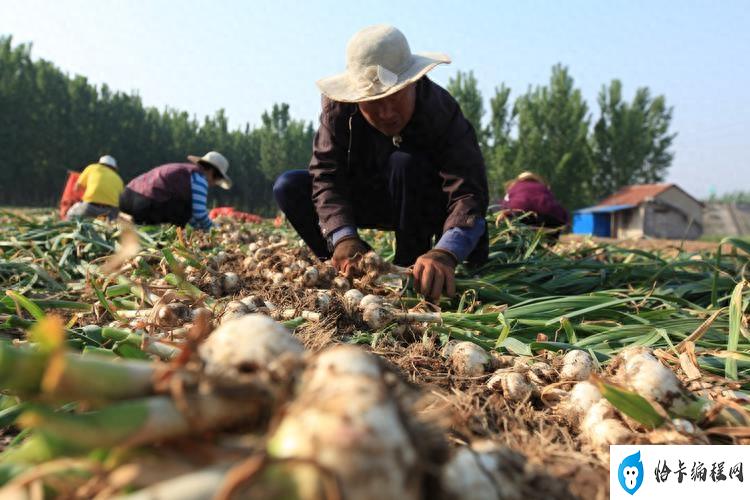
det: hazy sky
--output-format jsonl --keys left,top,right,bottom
{"left": 2, "top": 0, "right": 748, "bottom": 198}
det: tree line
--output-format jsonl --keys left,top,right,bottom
{"left": 708, "top": 191, "right": 750, "bottom": 204}
{"left": 1, "top": 35, "right": 675, "bottom": 213}
{"left": 447, "top": 66, "right": 675, "bottom": 209}
{"left": 0, "top": 36, "right": 313, "bottom": 213}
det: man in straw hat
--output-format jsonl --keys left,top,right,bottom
{"left": 274, "top": 24, "right": 488, "bottom": 301}
{"left": 119, "top": 151, "right": 231, "bottom": 229}
{"left": 66, "top": 154, "right": 124, "bottom": 221}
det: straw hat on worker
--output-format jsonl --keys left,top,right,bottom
{"left": 187, "top": 151, "right": 232, "bottom": 189}
{"left": 316, "top": 24, "right": 451, "bottom": 103}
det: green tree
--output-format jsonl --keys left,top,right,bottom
{"left": 0, "top": 35, "right": 313, "bottom": 213}
{"left": 485, "top": 83, "right": 516, "bottom": 199}
{"left": 709, "top": 191, "right": 750, "bottom": 204}
{"left": 446, "top": 70, "right": 487, "bottom": 147}
{"left": 591, "top": 80, "right": 675, "bottom": 200}
{"left": 258, "top": 103, "right": 313, "bottom": 180}
{"left": 512, "top": 65, "right": 593, "bottom": 208}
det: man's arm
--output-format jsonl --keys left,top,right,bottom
{"left": 309, "top": 97, "right": 357, "bottom": 239}
{"left": 412, "top": 85, "right": 489, "bottom": 301}
{"left": 423, "top": 84, "right": 489, "bottom": 258}
{"left": 433, "top": 97, "right": 489, "bottom": 237}
{"left": 188, "top": 172, "right": 213, "bottom": 230}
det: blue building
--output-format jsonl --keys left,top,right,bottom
{"left": 572, "top": 204, "right": 635, "bottom": 237}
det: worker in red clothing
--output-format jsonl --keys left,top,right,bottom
{"left": 498, "top": 172, "right": 569, "bottom": 230}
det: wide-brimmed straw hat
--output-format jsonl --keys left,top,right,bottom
{"left": 98, "top": 155, "right": 118, "bottom": 169}
{"left": 187, "top": 151, "right": 231, "bottom": 190}
{"left": 316, "top": 25, "right": 451, "bottom": 103}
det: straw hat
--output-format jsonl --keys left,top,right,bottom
{"left": 188, "top": 151, "right": 232, "bottom": 189}
{"left": 504, "top": 171, "right": 548, "bottom": 191}
{"left": 98, "top": 155, "right": 118, "bottom": 169}
{"left": 316, "top": 25, "right": 451, "bottom": 103}
{"left": 516, "top": 172, "right": 547, "bottom": 185}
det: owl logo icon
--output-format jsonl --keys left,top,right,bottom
{"left": 618, "top": 451, "right": 644, "bottom": 495}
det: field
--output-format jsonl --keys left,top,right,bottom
{"left": 0, "top": 209, "right": 749, "bottom": 499}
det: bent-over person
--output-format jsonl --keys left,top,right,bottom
{"left": 119, "top": 151, "right": 231, "bottom": 229}
{"left": 67, "top": 155, "right": 124, "bottom": 221}
{"left": 498, "top": 172, "right": 569, "bottom": 231}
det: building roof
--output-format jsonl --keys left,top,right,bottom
{"left": 598, "top": 184, "right": 674, "bottom": 207}
{"left": 575, "top": 204, "right": 636, "bottom": 214}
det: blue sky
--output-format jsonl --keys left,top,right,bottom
{"left": 2, "top": 0, "right": 748, "bottom": 198}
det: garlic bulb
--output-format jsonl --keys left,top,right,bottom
{"left": 221, "top": 272, "right": 241, "bottom": 294}
{"left": 267, "top": 345, "right": 422, "bottom": 500}
{"left": 440, "top": 441, "right": 527, "bottom": 500}
{"left": 359, "top": 294, "right": 384, "bottom": 310}
{"left": 450, "top": 342, "right": 491, "bottom": 377}
{"left": 487, "top": 371, "right": 533, "bottom": 402}
{"left": 220, "top": 301, "right": 252, "bottom": 324}
{"left": 331, "top": 276, "right": 351, "bottom": 292}
{"left": 566, "top": 381, "right": 602, "bottom": 421}
{"left": 300, "top": 267, "right": 319, "bottom": 288}
{"left": 343, "top": 289, "right": 365, "bottom": 312}
{"left": 560, "top": 350, "right": 593, "bottom": 381}
{"left": 199, "top": 314, "right": 304, "bottom": 379}
{"left": 314, "top": 290, "right": 332, "bottom": 313}
{"left": 616, "top": 348, "right": 686, "bottom": 412}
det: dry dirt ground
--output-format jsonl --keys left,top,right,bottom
{"left": 561, "top": 234, "right": 738, "bottom": 254}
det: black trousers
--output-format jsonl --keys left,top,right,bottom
{"left": 119, "top": 188, "right": 191, "bottom": 226}
{"left": 274, "top": 150, "right": 482, "bottom": 266}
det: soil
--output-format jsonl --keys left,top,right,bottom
{"left": 561, "top": 234, "right": 737, "bottom": 254}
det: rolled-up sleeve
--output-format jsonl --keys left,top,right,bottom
{"left": 188, "top": 172, "right": 213, "bottom": 230}
{"left": 435, "top": 218, "right": 486, "bottom": 262}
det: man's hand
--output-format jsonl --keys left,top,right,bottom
{"left": 413, "top": 249, "right": 458, "bottom": 302}
{"left": 331, "top": 236, "right": 370, "bottom": 278}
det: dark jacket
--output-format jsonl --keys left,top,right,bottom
{"left": 501, "top": 180, "right": 569, "bottom": 227}
{"left": 309, "top": 77, "right": 489, "bottom": 241}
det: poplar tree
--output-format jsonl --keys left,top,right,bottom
{"left": 512, "top": 65, "right": 593, "bottom": 208}
{"left": 591, "top": 79, "right": 675, "bottom": 200}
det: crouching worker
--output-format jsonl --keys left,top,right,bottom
{"left": 498, "top": 172, "right": 569, "bottom": 231}
{"left": 273, "top": 25, "right": 489, "bottom": 302}
{"left": 119, "top": 152, "right": 231, "bottom": 230}
{"left": 67, "top": 155, "right": 124, "bottom": 221}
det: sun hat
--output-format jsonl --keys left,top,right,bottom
{"left": 504, "top": 171, "right": 548, "bottom": 191}
{"left": 316, "top": 25, "right": 451, "bottom": 103}
{"left": 516, "top": 172, "right": 547, "bottom": 185}
{"left": 187, "top": 151, "right": 232, "bottom": 189}
{"left": 98, "top": 155, "right": 118, "bottom": 169}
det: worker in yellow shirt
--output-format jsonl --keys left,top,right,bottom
{"left": 67, "top": 155, "right": 125, "bottom": 221}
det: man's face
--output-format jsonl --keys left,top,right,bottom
{"left": 358, "top": 84, "right": 417, "bottom": 137}
{"left": 202, "top": 166, "right": 218, "bottom": 187}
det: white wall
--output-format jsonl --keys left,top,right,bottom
{"left": 613, "top": 207, "right": 644, "bottom": 239}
